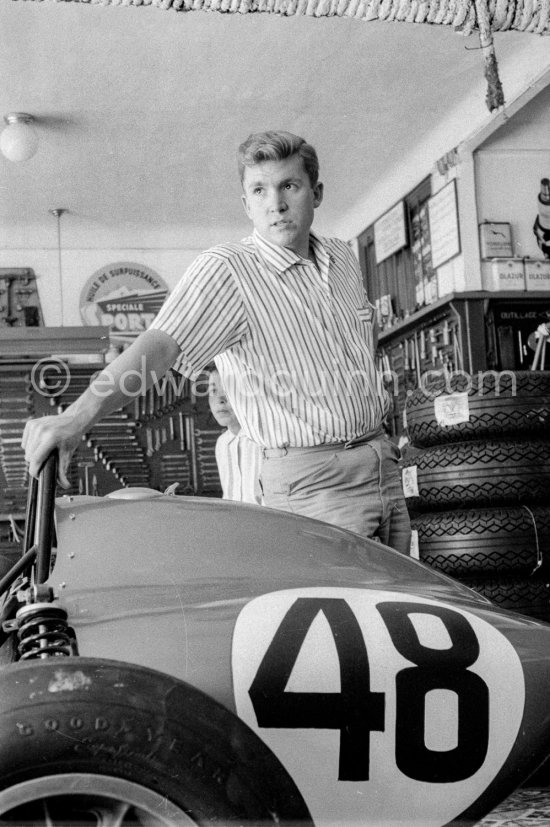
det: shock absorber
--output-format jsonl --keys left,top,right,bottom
{"left": 14, "top": 603, "right": 77, "bottom": 660}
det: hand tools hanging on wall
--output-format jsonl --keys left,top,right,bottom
{"left": 0, "top": 269, "right": 41, "bottom": 328}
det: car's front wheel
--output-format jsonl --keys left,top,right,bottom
{"left": 0, "top": 773, "right": 197, "bottom": 825}
{"left": 0, "top": 657, "right": 313, "bottom": 826}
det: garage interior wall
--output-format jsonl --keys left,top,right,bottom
{"left": 475, "top": 83, "right": 550, "bottom": 264}
{"left": 1, "top": 40, "right": 550, "bottom": 326}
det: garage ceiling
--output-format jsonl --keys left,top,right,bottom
{"left": 0, "top": 0, "right": 548, "bottom": 245}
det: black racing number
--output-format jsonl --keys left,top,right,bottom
{"left": 248, "top": 597, "right": 385, "bottom": 781}
{"left": 376, "top": 601, "right": 489, "bottom": 783}
{"left": 249, "top": 597, "right": 490, "bottom": 784}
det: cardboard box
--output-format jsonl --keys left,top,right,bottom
{"left": 483, "top": 259, "right": 526, "bottom": 291}
{"left": 524, "top": 259, "right": 550, "bottom": 291}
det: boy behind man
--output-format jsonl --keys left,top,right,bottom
{"left": 208, "top": 367, "right": 262, "bottom": 505}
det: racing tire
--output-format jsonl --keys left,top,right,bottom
{"left": 411, "top": 505, "right": 550, "bottom": 576}
{"left": 405, "top": 370, "right": 550, "bottom": 448}
{"left": 0, "top": 657, "right": 313, "bottom": 826}
{"left": 401, "top": 438, "right": 550, "bottom": 510}
{"left": 457, "top": 576, "right": 550, "bottom": 623}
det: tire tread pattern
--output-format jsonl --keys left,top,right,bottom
{"left": 412, "top": 506, "right": 550, "bottom": 575}
{"left": 457, "top": 576, "right": 550, "bottom": 623}
{"left": 406, "top": 371, "right": 550, "bottom": 447}
{"left": 401, "top": 438, "right": 550, "bottom": 509}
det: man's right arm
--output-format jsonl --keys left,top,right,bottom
{"left": 22, "top": 328, "right": 181, "bottom": 486}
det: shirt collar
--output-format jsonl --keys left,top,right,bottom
{"left": 223, "top": 428, "right": 243, "bottom": 443}
{"left": 252, "top": 229, "right": 332, "bottom": 276}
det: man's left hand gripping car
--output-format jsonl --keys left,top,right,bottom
{"left": 1, "top": 454, "right": 550, "bottom": 827}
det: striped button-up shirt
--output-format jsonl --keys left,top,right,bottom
{"left": 150, "top": 229, "right": 389, "bottom": 448}
{"left": 215, "top": 429, "right": 263, "bottom": 505}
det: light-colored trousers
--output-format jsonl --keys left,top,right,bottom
{"left": 260, "top": 435, "right": 411, "bottom": 555}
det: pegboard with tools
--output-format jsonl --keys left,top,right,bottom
{"left": 0, "top": 269, "right": 42, "bottom": 328}
{"left": 378, "top": 311, "right": 464, "bottom": 437}
{"left": 485, "top": 299, "right": 550, "bottom": 371}
{"left": 35, "top": 365, "right": 224, "bottom": 498}
{"left": 377, "top": 291, "right": 550, "bottom": 439}
{"left": 0, "top": 358, "right": 225, "bottom": 526}
{"left": 0, "top": 328, "right": 111, "bottom": 521}
{"left": 0, "top": 366, "right": 36, "bottom": 518}
{"left": 377, "top": 294, "right": 485, "bottom": 439}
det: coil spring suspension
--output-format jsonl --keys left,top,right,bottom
{"left": 15, "top": 603, "right": 76, "bottom": 660}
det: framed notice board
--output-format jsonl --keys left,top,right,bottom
{"left": 428, "top": 180, "right": 461, "bottom": 269}
{"left": 374, "top": 201, "right": 408, "bottom": 264}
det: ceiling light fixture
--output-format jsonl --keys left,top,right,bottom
{"left": 0, "top": 113, "right": 39, "bottom": 163}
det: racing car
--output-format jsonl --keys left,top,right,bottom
{"left": 1, "top": 453, "right": 550, "bottom": 826}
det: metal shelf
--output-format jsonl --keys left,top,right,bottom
{"left": 0, "top": 326, "right": 110, "bottom": 358}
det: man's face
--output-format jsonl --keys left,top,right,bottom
{"left": 208, "top": 371, "right": 240, "bottom": 433}
{"left": 241, "top": 154, "right": 323, "bottom": 258}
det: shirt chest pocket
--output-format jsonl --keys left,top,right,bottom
{"left": 356, "top": 303, "right": 375, "bottom": 350}
{"left": 357, "top": 305, "right": 374, "bottom": 324}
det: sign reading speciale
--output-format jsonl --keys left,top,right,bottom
{"left": 80, "top": 261, "right": 169, "bottom": 343}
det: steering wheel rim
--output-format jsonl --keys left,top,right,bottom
{"left": 0, "top": 452, "right": 58, "bottom": 601}
{"left": 34, "top": 451, "right": 58, "bottom": 584}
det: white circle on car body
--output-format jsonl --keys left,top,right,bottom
{"left": 232, "top": 588, "right": 525, "bottom": 827}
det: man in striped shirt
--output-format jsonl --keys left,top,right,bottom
{"left": 207, "top": 367, "right": 262, "bottom": 505}
{"left": 23, "top": 130, "right": 410, "bottom": 553}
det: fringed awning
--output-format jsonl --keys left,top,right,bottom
{"left": 16, "top": 0, "right": 550, "bottom": 111}
{"left": 22, "top": 0, "right": 550, "bottom": 35}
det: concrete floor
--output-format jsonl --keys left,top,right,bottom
{"left": 479, "top": 787, "right": 550, "bottom": 825}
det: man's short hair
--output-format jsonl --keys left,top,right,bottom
{"left": 237, "top": 131, "right": 319, "bottom": 188}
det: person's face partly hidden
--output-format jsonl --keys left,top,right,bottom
{"left": 241, "top": 154, "right": 323, "bottom": 259}
{"left": 208, "top": 371, "right": 241, "bottom": 433}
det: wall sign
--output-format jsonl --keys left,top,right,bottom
{"left": 479, "top": 222, "right": 513, "bottom": 259}
{"left": 428, "top": 180, "right": 461, "bottom": 269}
{"left": 374, "top": 201, "right": 408, "bottom": 264}
{"left": 80, "top": 262, "right": 169, "bottom": 344}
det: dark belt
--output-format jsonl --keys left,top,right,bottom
{"left": 262, "top": 427, "right": 384, "bottom": 459}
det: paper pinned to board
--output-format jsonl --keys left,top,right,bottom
{"left": 434, "top": 392, "right": 470, "bottom": 426}
{"left": 402, "top": 465, "right": 419, "bottom": 498}
{"left": 409, "top": 529, "right": 420, "bottom": 559}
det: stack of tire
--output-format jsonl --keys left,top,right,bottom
{"left": 401, "top": 370, "right": 550, "bottom": 621}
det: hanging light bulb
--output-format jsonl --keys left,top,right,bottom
{"left": 0, "top": 113, "right": 39, "bottom": 163}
